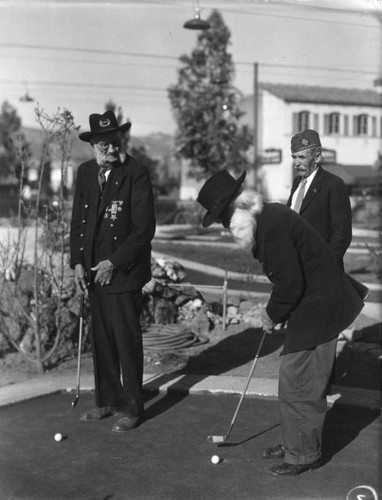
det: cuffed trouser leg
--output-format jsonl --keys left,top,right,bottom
{"left": 278, "top": 337, "right": 337, "bottom": 465}
{"left": 89, "top": 287, "right": 144, "bottom": 418}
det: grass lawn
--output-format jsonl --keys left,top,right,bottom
{"left": 153, "top": 238, "right": 381, "bottom": 285}
{"left": 152, "top": 240, "right": 264, "bottom": 275}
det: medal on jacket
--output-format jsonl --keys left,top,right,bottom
{"left": 104, "top": 200, "right": 123, "bottom": 220}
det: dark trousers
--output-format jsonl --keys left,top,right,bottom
{"left": 89, "top": 286, "right": 144, "bottom": 417}
{"left": 278, "top": 337, "right": 337, "bottom": 465}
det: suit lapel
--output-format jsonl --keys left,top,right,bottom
{"left": 300, "top": 166, "right": 323, "bottom": 213}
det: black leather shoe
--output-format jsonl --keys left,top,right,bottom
{"left": 270, "top": 459, "right": 321, "bottom": 476}
{"left": 112, "top": 414, "right": 142, "bottom": 433}
{"left": 262, "top": 444, "right": 285, "bottom": 459}
{"left": 80, "top": 407, "right": 115, "bottom": 421}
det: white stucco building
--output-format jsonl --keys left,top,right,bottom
{"left": 239, "top": 82, "right": 382, "bottom": 202}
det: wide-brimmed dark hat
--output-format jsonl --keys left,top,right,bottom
{"left": 197, "top": 170, "right": 246, "bottom": 228}
{"left": 79, "top": 110, "right": 131, "bottom": 142}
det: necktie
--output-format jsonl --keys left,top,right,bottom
{"left": 292, "top": 178, "right": 307, "bottom": 213}
{"left": 98, "top": 168, "right": 107, "bottom": 192}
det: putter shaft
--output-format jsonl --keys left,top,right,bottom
{"left": 207, "top": 331, "right": 267, "bottom": 443}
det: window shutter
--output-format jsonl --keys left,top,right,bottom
{"left": 324, "top": 114, "right": 329, "bottom": 135}
{"left": 353, "top": 116, "right": 358, "bottom": 136}
{"left": 292, "top": 113, "right": 298, "bottom": 134}
{"left": 344, "top": 115, "right": 349, "bottom": 136}
{"left": 314, "top": 113, "right": 319, "bottom": 131}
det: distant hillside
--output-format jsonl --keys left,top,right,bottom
{"left": 22, "top": 128, "right": 179, "bottom": 176}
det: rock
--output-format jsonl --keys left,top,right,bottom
{"left": 209, "top": 301, "right": 223, "bottom": 316}
{"left": 226, "top": 305, "right": 239, "bottom": 316}
{"left": 238, "top": 300, "right": 256, "bottom": 314}
{"left": 189, "top": 308, "right": 211, "bottom": 335}
{"left": 153, "top": 298, "right": 177, "bottom": 324}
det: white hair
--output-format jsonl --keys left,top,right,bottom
{"left": 229, "top": 189, "right": 263, "bottom": 249}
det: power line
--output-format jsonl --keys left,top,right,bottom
{"left": 237, "top": 61, "right": 380, "bottom": 76}
{"left": 1, "top": 43, "right": 379, "bottom": 77}
{"left": 0, "top": 79, "right": 167, "bottom": 93}
{"left": 0, "top": 43, "right": 177, "bottom": 61}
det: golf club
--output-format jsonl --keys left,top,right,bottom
{"left": 222, "top": 269, "right": 228, "bottom": 331}
{"left": 72, "top": 293, "right": 84, "bottom": 408}
{"left": 207, "top": 330, "right": 267, "bottom": 443}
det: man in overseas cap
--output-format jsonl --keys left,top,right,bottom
{"left": 197, "top": 170, "right": 367, "bottom": 475}
{"left": 70, "top": 110, "right": 156, "bottom": 433}
{"left": 287, "top": 129, "right": 352, "bottom": 270}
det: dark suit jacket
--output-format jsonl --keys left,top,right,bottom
{"left": 70, "top": 155, "right": 156, "bottom": 293}
{"left": 286, "top": 166, "right": 352, "bottom": 266}
{"left": 253, "top": 203, "right": 364, "bottom": 353}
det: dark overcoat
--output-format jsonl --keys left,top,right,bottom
{"left": 286, "top": 166, "right": 352, "bottom": 265}
{"left": 70, "top": 155, "right": 156, "bottom": 293}
{"left": 253, "top": 203, "right": 364, "bottom": 353}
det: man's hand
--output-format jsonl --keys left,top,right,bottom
{"left": 261, "top": 307, "right": 276, "bottom": 334}
{"left": 91, "top": 260, "right": 115, "bottom": 287}
{"left": 74, "top": 264, "right": 87, "bottom": 295}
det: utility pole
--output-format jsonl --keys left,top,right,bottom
{"left": 253, "top": 62, "right": 259, "bottom": 187}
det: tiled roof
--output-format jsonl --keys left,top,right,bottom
{"left": 261, "top": 83, "right": 382, "bottom": 108}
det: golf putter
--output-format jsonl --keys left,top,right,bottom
{"left": 208, "top": 330, "right": 267, "bottom": 443}
{"left": 72, "top": 294, "right": 85, "bottom": 408}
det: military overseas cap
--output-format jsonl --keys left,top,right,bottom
{"left": 291, "top": 129, "right": 322, "bottom": 153}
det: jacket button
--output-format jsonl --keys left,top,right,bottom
{"left": 80, "top": 247, "right": 84, "bottom": 251}
{"left": 80, "top": 233, "right": 84, "bottom": 237}
{"left": 114, "top": 236, "right": 118, "bottom": 240}
{"left": 82, "top": 219, "right": 86, "bottom": 223}
{"left": 84, "top": 204, "right": 89, "bottom": 209}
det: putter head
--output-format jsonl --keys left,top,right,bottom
{"left": 71, "top": 396, "right": 79, "bottom": 408}
{"left": 207, "top": 435, "right": 226, "bottom": 444}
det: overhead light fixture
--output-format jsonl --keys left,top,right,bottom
{"left": 183, "top": 1, "right": 210, "bottom": 30}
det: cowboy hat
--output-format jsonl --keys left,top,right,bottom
{"left": 79, "top": 110, "right": 131, "bottom": 142}
{"left": 197, "top": 170, "right": 246, "bottom": 227}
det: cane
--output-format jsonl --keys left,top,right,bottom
{"left": 72, "top": 293, "right": 84, "bottom": 408}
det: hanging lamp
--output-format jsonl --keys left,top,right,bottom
{"left": 183, "top": 1, "right": 210, "bottom": 30}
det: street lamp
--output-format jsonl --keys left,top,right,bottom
{"left": 183, "top": 1, "right": 210, "bottom": 30}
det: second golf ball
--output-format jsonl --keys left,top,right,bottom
{"left": 54, "top": 433, "right": 63, "bottom": 442}
{"left": 211, "top": 455, "right": 220, "bottom": 464}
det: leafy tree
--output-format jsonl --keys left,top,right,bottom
{"left": 0, "top": 101, "right": 31, "bottom": 182}
{"left": 168, "top": 10, "right": 253, "bottom": 180}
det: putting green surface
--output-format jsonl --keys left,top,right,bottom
{"left": 0, "top": 391, "right": 380, "bottom": 499}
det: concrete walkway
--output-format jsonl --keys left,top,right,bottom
{"left": 1, "top": 368, "right": 380, "bottom": 410}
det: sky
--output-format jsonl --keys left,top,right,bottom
{"left": 0, "top": 0, "right": 381, "bottom": 137}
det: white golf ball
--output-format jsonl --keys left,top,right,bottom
{"left": 211, "top": 455, "right": 220, "bottom": 465}
{"left": 54, "top": 433, "right": 63, "bottom": 442}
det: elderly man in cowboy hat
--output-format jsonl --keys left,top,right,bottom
{"left": 70, "top": 110, "right": 156, "bottom": 433}
{"left": 197, "top": 170, "right": 367, "bottom": 475}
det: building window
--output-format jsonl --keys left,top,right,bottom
{"left": 298, "top": 111, "right": 310, "bottom": 131}
{"left": 344, "top": 115, "right": 349, "bottom": 136}
{"left": 354, "top": 114, "right": 368, "bottom": 136}
{"left": 328, "top": 113, "right": 340, "bottom": 134}
{"left": 292, "top": 112, "right": 310, "bottom": 133}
